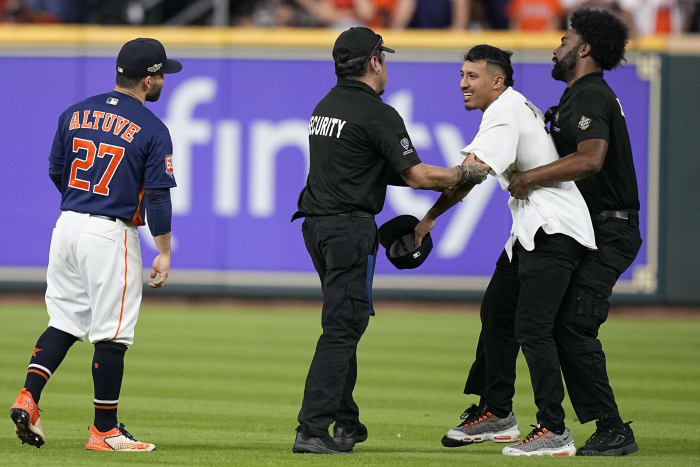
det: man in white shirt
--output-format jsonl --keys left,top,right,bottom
{"left": 415, "top": 44, "right": 596, "bottom": 457}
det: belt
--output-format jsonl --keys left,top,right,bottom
{"left": 336, "top": 211, "right": 373, "bottom": 218}
{"left": 592, "top": 210, "right": 639, "bottom": 226}
{"left": 292, "top": 210, "right": 373, "bottom": 221}
{"left": 90, "top": 214, "right": 117, "bottom": 222}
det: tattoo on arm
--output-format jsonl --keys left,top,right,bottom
{"left": 466, "top": 160, "right": 490, "bottom": 184}
{"left": 456, "top": 160, "right": 489, "bottom": 186}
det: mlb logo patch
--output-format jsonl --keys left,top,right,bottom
{"left": 106, "top": 97, "right": 119, "bottom": 105}
{"left": 165, "top": 154, "right": 174, "bottom": 178}
{"left": 578, "top": 115, "right": 591, "bottom": 130}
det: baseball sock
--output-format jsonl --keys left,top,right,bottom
{"left": 92, "top": 341, "right": 127, "bottom": 432}
{"left": 23, "top": 327, "right": 78, "bottom": 404}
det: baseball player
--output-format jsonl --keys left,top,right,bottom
{"left": 415, "top": 45, "right": 596, "bottom": 456}
{"left": 9, "top": 38, "right": 181, "bottom": 451}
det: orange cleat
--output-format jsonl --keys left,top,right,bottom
{"left": 9, "top": 388, "right": 45, "bottom": 448}
{"left": 85, "top": 423, "right": 156, "bottom": 451}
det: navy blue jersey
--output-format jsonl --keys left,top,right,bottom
{"left": 49, "top": 91, "right": 177, "bottom": 224}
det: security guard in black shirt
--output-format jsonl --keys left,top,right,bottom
{"left": 508, "top": 8, "right": 642, "bottom": 456}
{"left": 291, "top": 26, "right": 489, "bottom": 454}
{"left": 546, "top": 75, "right": 640, "bottom": 215}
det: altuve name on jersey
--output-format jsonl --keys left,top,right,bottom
{"left": 308, "top": 115, "right": 347, "bottom": 139}
{"left": 68, "top": 110, "right": 141, "bottom": 143}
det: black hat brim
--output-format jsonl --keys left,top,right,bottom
{"left": 163, "top": 58, "right": 182, "bottom": 74}
{"left": 378, "top": 215, "right": 418, "bottom": 249}
{"left": 378, "top": 214, "right": 433, "bottom": 270}
{"left": 380, "top": 45, "right": 395, "bottom": 54}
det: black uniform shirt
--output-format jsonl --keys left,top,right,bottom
{"left": 549, "top": 72, "right": 640, "bottom": 213}
{"left": 296, "top": 79, "right": 421, "bottom": 216}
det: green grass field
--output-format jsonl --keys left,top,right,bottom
{"left": 1, "top": 299, "right": 699, "bottom": 466}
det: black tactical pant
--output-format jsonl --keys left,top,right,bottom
{"left": 477, "top": 230, "right": 584, "bottom": 432}
{"left": 465, "top": 218, "right": 642, "bottom": 425}
{"left": 297, "top": 213, "right": 377, "bottom": 437}
{"left": 554, "top": 217, "right": 642, "bottom": 423}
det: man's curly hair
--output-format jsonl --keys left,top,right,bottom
{"left": 571, "top": 8, "right": 629, "bottom": 70}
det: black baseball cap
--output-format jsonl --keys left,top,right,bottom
{"left": 378, "top": 215, "right": 433, "bottom": 270}
{"left": 332, "top": 26, "right": 395, "bottom": 61}
{"left": 116, "top": 38, "right": 182, "bottom": 78}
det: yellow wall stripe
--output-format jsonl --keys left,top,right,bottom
{"left": 0, "top": 24, "right": 674, "bottom": 52}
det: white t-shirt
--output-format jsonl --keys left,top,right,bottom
{"left": 462, "top": 87, "right": 596, "bottom": 259}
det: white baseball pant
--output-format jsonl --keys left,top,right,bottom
{"left": 45, "top": 210, "right": 143, "bottom": 346}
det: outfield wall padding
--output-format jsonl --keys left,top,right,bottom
{"left": 0, "top": 26, "right": 695, "bottom": 304}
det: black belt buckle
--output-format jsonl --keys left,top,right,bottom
{"left": 594, "top": 210, "right": 638, "bottom": 227}
{"left": 90, "top": 214, "right": 117, "bottom": 222}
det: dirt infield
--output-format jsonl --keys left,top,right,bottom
{"left": 2, "top": 292, "right": 698, "bottom": 318}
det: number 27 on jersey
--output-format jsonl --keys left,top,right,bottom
{"left": 68, "top": 137, "right": 125, "bottom": 196}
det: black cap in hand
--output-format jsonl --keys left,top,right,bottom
{"left": 378, "top": 215, "right": 433, "bottom": 270}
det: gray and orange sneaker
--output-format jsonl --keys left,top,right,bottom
{"left": 10, "top": 388, "right": 45, "bottom": 448}
{"left": 85, "top": 423, "right": 156, "bottom": 451}
{"left": 502, "top": 425, "right": 576, "bottom": 457}
{"left": 442, "top": 404, "right": 519, "bottom": 447}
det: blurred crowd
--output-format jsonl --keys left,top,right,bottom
{"left": 2, "top": 0, "right": 700, "bottom": 35}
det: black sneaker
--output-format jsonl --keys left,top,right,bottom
{"left": 333, "top": 423, "right": 368, "bottom": 448}
{"left": 576, "top": 421, "right": 639, "bottom": 456}
{"left": 292, "top": 431, "right": 353, "bottom": 454}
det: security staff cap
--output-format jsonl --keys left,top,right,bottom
{"left": 332, "top": 27, "right": 395, "bottom": 62}
{"left": 378, "top": 215, "right": 433, "bottom": 270}
{"left": 117, "top": 38, "right": 183, "bottom": 78}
